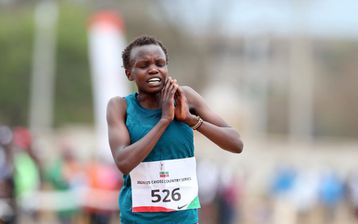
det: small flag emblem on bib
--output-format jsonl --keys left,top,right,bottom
{"left": 160, "top": 161, "right": 169, "bottom": 178}
{"left": 160, "top": 171, "right": 169, "bottom": 178}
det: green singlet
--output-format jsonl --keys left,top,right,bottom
{"left": 119, "top": 93, "right": 199, "bottom": 224}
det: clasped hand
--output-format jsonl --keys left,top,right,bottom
{"left": 161, "top": 77, "right": 191, "bottom": 123}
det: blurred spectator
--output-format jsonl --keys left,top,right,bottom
{"left": 289, "top": 170, "right": 320, "bottom": 224}
{"left": 0, "top": 125, "right": 16, "bottom": 224}
{"left": 197, "top": 159, "right": 220, "bottom": 224}
{"left": 346, "top": 171, "right": 358, "bottom": 222}
{"left": 12, "top": 127, "right": 44, "bottom": 177}
{"left": 83, "top": 157, "right": 122, "bottom": 224}
{"left": 11, "top": 127, "right": 42, "bottom": 222}
{"left": 270, "top": 165, "right": 297, "bottom": 224}
{"left": 46, "top": 142, "right": 85, "bottom": 224}
{"left": 217, "top": 167, "right": 242, "bottom": 224}
{"left": 318, "top": 170, "right": 344, "bottom": 224}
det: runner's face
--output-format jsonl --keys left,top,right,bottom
{"left": 128, "top": 44, "right": 168, "bottom": 94}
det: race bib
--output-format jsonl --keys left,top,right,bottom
{"left": 130, "top": 157, "right": 201, "bottom": 212}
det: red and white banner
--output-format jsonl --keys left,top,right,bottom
{"left": 88, "top": 11, "right": 129, "bottom": 161}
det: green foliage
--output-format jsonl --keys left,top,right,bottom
{"left": 54, "top": 3, "right": 93, "bottom": 126}
{"left": 0, "top": 3, "right": 94, "bottom": 127}
{"left": 0, "top": 7, "right": 34, "bottom": 125}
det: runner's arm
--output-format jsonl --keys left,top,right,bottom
{"left": 106, "top": 97, "right": 171, "bottom": 174}
{"left": 182, "top": 86, "right": 243, "bottom": 153}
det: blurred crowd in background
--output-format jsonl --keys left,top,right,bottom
{"left": 0, "top": 125, "right": 122, "bottom": 224}
{"left": 1, "top": 125, "right": 358, "bottom": 224}
{"left": 1, "top": 1, "right": 358, "bottom": 224}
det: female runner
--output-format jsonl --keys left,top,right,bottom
{"left": 107, "top": 35, "right": 243, "bottom": 224}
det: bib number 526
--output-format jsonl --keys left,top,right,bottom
{"left": 151, "top": 188, "right": 181, "bottom": 203}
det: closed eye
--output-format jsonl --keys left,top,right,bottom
{"left": 136, "top": 61, "right": 149, "bottom": 69}
{"left": 156, "top": 59, "right": 166, "bottom": 67}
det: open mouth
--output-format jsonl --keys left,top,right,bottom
{"left": 147, "top": 77, "right": 161, "bottom": 84}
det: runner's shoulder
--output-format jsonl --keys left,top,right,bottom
{"left": 107, "top": 96, "right": 127, "bottom": 115}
